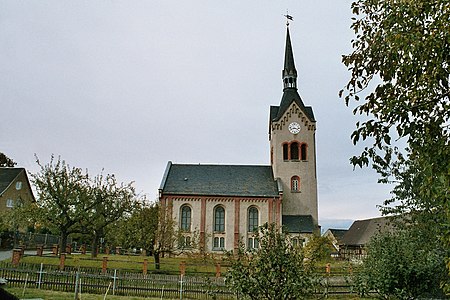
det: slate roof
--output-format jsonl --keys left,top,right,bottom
{"left": 327, "top": 229, "right": 348, "bottom": 243}
{"left": 282, "top": 215, "right": 314, "bottom": 233}
{"left": 0, "top": 168, "right": 24, "bottom": 196}
{"left": 341, "top": 216, "right": 393, "bottom": 246}
{"left": 160, "top": 162, "right": 282, "bottom": 198}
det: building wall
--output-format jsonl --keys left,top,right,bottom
{"left": 270, "top": 101, "right": 318, "bottom": 226}
{"left": 165, "top": 195, "right": 280, "bottom": 252}
{"left": 0, "top": 170, "right": 35, "bottom": 213}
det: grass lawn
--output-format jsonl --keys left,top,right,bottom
{"left": 3, "top": 253, "right": 356, "bottom": 276}
{"left": 3, "top": 286, "right": 165, "bottom": 300}
{"left": 13, "top": 253, "right": 225, "bottom": 275}
{"left": 3, "top": 286, "right": 374, "bottom": 300}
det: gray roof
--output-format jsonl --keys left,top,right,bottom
{"left": 341, "top": 216, "right": 393, "bottom": 246}
{"left": 327, "top": 229, "right": 348, "bottom": 243}
{"left": 282, "top": 215, "right": 314, "bottom": 233}
{"left": 0, "top": 168, "right": 24, "bottom": 196}
{"left": 160, "top": 162, "right": 281, "bottom": 198}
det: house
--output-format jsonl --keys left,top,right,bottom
{"left": 323, "top": 228, "right": 348, "bottom": 254}
{"left": 0, "top": 168, "right": 35, "bottom": 213}
{"left": 158, "top": 24, "right": 319, "bottom": 252}
{"left": 339, "top": 216, "right": 393, "bottom": 259}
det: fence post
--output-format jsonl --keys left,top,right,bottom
{"left": 116, "top": 246, "right": 121, "bottom": 255}
{"left": 215, "top": 263, "right": 221, "bottom": 278}
{"left": 66, "top": 244, "right": 72, "bottom": 254}
{"left": 102, "top": 256, "right": 108, "bottom": 274}
{"left": 59, "top": 253, "right": 66, "bottom": 270}
{"left": 143, "top": 259, "right": 148, "bottom": 275}
{"left": 11, "top": 249, "right": 22, "bottom": 266}
{"left": 81, "top": 244, "right": 86, "bottom": 255}
{"left": 52, "top": 244, "right": 59, "bottom": 255}
{"left": 37, "top": 245, "right": 43, "bottom": 256}
{"left": 180, "top": 261, "right": 186, "bottom": 276}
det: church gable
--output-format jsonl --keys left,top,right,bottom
{"left": 270, "top": 101, "right": 316, "bottom": 134}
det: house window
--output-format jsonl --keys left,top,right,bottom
{"left": 15, "top": 181, "right": 22, "bottom": 190}
{"left": 290, "top": 142, "right": 299, "bottom": 160}
{"left": 301, "top": 143, "right": 307, "bottom": 160}
{"left": 180, "top": 205, "right": 191, "bottom": 231}
{"left": 213, "top": 237, "right": 225, "bottom": 250}
{"left": 283, "top": 143, "right": 289, "bottom": 160}
{"left": 291, "top": 176, "right": 300, "bottom": 192}
{"left": 248, "top": 207, "right": 259, "bottom": 232}
{"left": 6, "top": 199, "right": 13, "bottom": 208}
{"left": 214, "top": 206, "right": 225, "bottom": 232}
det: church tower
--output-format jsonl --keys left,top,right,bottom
{"left": 269, "top": 25, "right": 318, "bottom": 229}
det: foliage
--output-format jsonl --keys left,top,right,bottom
{"left": 85, "top": 172, "right": 136, "bottom": 257}
{"left": 31, "top": 155, "right": 138, "bottom": 255}
{"left": 225, "top": 223, "right": 317, "bottom": 300}
{"left": 108, "top": 202, "right": 177, "bottom": 269}
{"left": 303, "top": 234, "right": 334, "bottom": 262}
{"left": 0, "top": 152, "right": 16, "bottom": 167}
{"left": 108, "top": 202, "right": 159, "bottom": 253}
{"left": 354, "top": 228, "right": 447, "bottom": 299}
{"left": 340, "top": 0, "right": 449, "bottom": 289}
{"left": 31, "top": 155, "right": 91, "bottom": 253}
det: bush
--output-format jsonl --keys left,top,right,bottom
{"left": 355, "top": 229, "right": 446, "bottom": 299}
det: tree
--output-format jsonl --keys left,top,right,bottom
{"left": 355, "top": 228, "right": 447, "bottom": 299}
{"left": 108, "top": 202, "right": 177, "bottom": 269}
{"left": 86, "top": 173, "right": 136, "bottom": 258}
{"left": 31, "top": 155, "right": 91, "bottom": 254}
{"left": 225, "top": 223, "right": 317, "bottom": 300}
{"left": 0, "top": 152, "right": 16, "bottom": 167}
{"left": 340, "top": 0, "right": 449, "bottom": 284}
{"left": 303, "top": 234, "right": 334, "bottom": 262}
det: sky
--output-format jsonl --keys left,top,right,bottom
{"left": 0, "top": 1, "right": 393, "bottom": 230}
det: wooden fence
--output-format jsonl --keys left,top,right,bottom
{"left": 0, "top": 262, "right": 357, "bottom": 299}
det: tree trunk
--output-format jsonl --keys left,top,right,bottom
{"left": 154, "top": 250, "right": 160, "bottom": 270}
{"left": 59, "top": 231, "right": 68, "bottom": 256}
{"left": 91, "top": 232, "right": 99, "bottom": 258}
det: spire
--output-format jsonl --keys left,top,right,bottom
{"left": 282, "top": 26, "right": 297, "bottom": 90}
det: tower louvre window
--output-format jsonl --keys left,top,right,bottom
{"left": 290, "top": 142, "right": 299, "bottom": 160}
{"left": 301, "top": 143, "right": 307, "bottom": 160}
{"left": 283, "top": 143, "right": 289, "bottom": 160}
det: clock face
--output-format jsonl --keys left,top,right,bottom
{"left": 288, "top": 122, "right": 301, "bottom": 134}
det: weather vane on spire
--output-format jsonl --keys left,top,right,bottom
{"left": 284, "top": 11, "right": 293, "bottom": 26}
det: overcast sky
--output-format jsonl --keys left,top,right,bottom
{"left": 0, "top": 1, "right": 392, "bottom": 228}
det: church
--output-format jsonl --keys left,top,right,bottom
{"left": 158, "top": 24, "right": 318, "bottom": 252}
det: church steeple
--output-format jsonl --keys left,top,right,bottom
{"left": 282, "top": 26, "right": 297, "bottom": 90}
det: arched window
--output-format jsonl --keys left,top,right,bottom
{"left": 301, "top": 143, "right": 307, "bottom": 160}
{"left": 290, "top": 142, "right": 299, "bottom": 160}
{"left": 283, "top": 143, "right": 289, "bottom": 160}
{"left": 180, "top": 205, "right": 191, "bottom": 231}
{"left": 248, "top": 207, "right": 259, "bottom": 232}
{"left": 291, "top": 176, "right": 300, "bottom": 192}
{"left": 214, "top": 206, "right": 225, "bottom": 232}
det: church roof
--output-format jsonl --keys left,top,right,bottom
{"left": 159, "top": 162, "right": 281, "bottom": 198}
{"left": 0, "top": 168, "right": 25, "bottom": 196}
{"left": 282, "top": 215, "right": 314, "bottom": 233}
